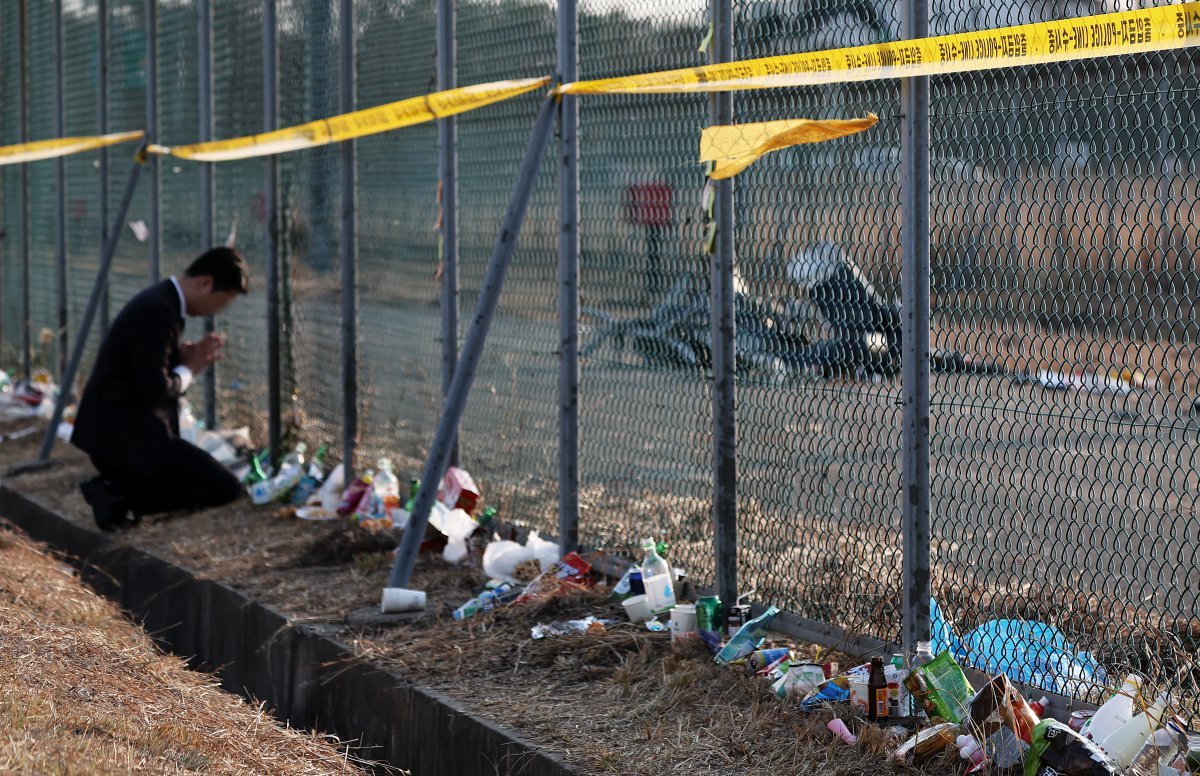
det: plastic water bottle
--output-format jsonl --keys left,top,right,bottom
{"left": 1087, "top": 674, "right": 1143, "bottom": 742}
{"left": 307, "top": 444, "right": 329, "bottom": 480}
{"left": 268, "top": 443, "right": 307, "bottom": 502}
{"left": 1099, "top": 690, "right": 1171, "bottom": 769}
{"left": 279, "top": 443, "right": 306, "bottom": 478}
{"left": 290, "top": 444, "right": 330, "bottom": 506}
{"left": 640, "top": 538, "right": 675, "bottom": 613}
{"left": 374, "top": 458, "right": 401, "bottom": 519}
{"left": 1123, "top": 721, "right": 1187, "bottom": 776}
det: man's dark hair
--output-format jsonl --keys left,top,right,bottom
{"left": 186, "top": 247, "right": 250, "bottom": 294}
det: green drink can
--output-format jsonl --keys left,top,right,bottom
{"left": 696, "top": 596, "right": 723, "bottom": 633}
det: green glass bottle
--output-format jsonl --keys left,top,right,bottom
{"left": 245, "top": 449, "right": 270, "bottom": 484}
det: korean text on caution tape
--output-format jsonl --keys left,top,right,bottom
{"left": 560, "top": 3, "right": 1200, "bottom": 93}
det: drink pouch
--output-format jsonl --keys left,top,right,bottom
{"left": 918, "top": 651, "right": 974, "bottom": 724}
{"left": 338, "top": 478, "right": 372, "bottom": 516}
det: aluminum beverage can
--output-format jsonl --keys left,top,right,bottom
{"left": 1067, "top": 710, "right": 1094, "bottom": 733}
{"left": 747, "top": 648, "right": 791, "bottom": 673}
{"left": 696, "top": 595, "right": 722, "bottom": 632}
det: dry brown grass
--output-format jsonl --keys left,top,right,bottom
{"left": 0, "top": 519, "right": 382, "bottom": 776}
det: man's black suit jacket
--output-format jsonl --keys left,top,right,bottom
{"left": 72, "top": 280, "right": 187, "bottom": 477}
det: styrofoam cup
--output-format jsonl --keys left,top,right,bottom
{"left": 380, "top": 587, "right": 427, "bottom": 614}
{"left": 622, "top": 594, "right": 652, "bottom": 622}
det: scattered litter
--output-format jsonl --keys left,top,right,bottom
{"left": 295, "top": 506, "right": 337, "bottom": 521}
{"left": 379, "top": 587, "right": 426, "bottom": 614}
{"left": 891, "top": 722, "right": 958, "bottom": 764}
{"left": 481, "top": 530, "right": 558, "bottom": 584}
{"left": 644, "top": 619, "right": 668, "bottom": 633}
{"left": 452, "top": 583, "right": 516, "bottom": 620}
{"left": 530, "top": 616, "right": 612, "bottom": 640}
{"left": 514, "top": 552, "right": 593, "bottom": 605}
{"left": 714, "top": 605, "right": 779, "bottom": 665}
{"left": 1018, "top": 368, "right": 1143, "bottom": 396}
{"left": 0, "top": 424, "right": 38, "bottom": 444}
{"left": 827, "top": 717, "right": 857, "bottom": 745}
{"left": 1026, "top": 719, "right": 1120, "bottom": 775}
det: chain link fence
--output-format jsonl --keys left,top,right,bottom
{"left": 2, "top": 0, "right": 1198, "bottom": 716}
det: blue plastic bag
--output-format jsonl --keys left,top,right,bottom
{"left": 955, "top": 619, "right": 1104, "bottom": 696}
{"left": 930, "top": 596, "right": 961, "bottom": 656}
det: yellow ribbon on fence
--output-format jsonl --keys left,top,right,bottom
{"left": 559, "top": 3, "right": 1200, "bottom": 94}
{"left": 702, "top": 115, "right": 878, "bottom": 179}
{"left": 149, "top": 77, "right": 550, "bottom": 162}
{"left": 0, "top": 131, "right": 144, "bottom": 166}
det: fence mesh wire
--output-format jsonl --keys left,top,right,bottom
{"left": 733, "top": 0, "right": 905, "bottom": 642}
{"left": 453, "top": 3, "right": 559, "bottom": 536}
{"left": 354, "top": 0, "right": 439, "bottom": 473}
{"left": 927, "top": 9, "right": 1200, "bottom": 707}
{"left": 0, "top": 3, "right": 23, "bottom": 367}
{"left": 575, "top": 0, "right": 717, "bottom": 587}
{"left": 2, "top": 0, "right": 1199, "bottom": 716}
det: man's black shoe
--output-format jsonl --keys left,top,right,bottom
{"left": 80, "top": 477, "right": 133, "bottom": 531}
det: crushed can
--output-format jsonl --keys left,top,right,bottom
{"left": 746, "top": 648, "right": 792, "bottom": 674}
{"left": 696, "top": 595, "right": 722, "bottom": 633}
{"left": 726, "top": 603, "right": 751, "bottom": 637}
{"left": 1068, "top": 711, "right": 1094, "bottom": 734}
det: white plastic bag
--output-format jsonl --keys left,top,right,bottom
{"left": 436, "top": 508, "right": 478, "bottom": 565}
{"left": 526, "top": 530, "right": 560, "bottom": 572}
{"left": 482, "top": 539, "right": 533, "bottom": 584}
{"left": 316, "top": 463, "right": 346, "bottom": 510}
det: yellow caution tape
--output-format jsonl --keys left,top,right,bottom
{"left": 0, "top": 130, "right": 144, "bottom": 166}
{"left": 702, "top": 115, "right": 878, "bottom": 179}
{"left": 560, "top": 3, "right": 1200, "bottom": 93}
{"left": 150, "top": 77, "right": 550, "bottom": 163}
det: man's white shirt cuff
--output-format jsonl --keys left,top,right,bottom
{"left": 173, "top": 364, "right": 193, "bottom": 393}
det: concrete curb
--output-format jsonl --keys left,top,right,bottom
{"left": 0, "top": 485, "right": 576, "bottom": 776}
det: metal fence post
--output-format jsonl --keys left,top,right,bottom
{"left": 437, "top": 0, "right": 459, "bottom": 469}
{"left": 340, "top": 0, "right": 358, "bottom": 482}
{"left": 388, "top": 96, "right": 557, "bottom": 590}
{"left": 145, "top": 0, "right": 160, "bottom": 283}
{"left": 54, "top": 0, "right": 68, "bottom": 382}
{"left": 198, "top": 0, "right": 217, "bottom": 429}
{"left": 19, "top": 0, "right": 31, "bottom": 383}
{"left": 264, "top": 0, "right": 282, "bottom": 480}
{"left": 899, "top": 0, "right": 932, "bottom": 652}
{"left": 98, "top": 0, "right": 110, "bottom": 336}
{"left": 556, "top": 0, "right": 580, "bottom": 555}
{"left": 709, "top": 0, "right": 738, "bottom": 607}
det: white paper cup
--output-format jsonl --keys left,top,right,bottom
{"left": 622, "top": 594, "right": 652, "bottom": 622}
{"left": 380, "top": 587, "right": 427, "bottom": 614}
{"left": 670, "top": 604, "right": 697, "bottom": 640}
